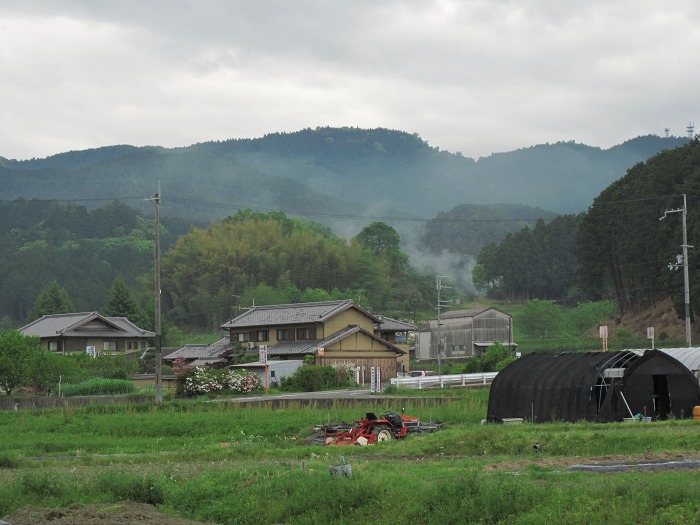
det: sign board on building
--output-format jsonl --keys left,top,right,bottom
{"left": 86, "top": 346, "right": 96, "bottom": 358}
{"left": 259, "top": 344, "right": 267, "bottom": 365}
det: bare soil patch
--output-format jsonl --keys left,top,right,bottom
{"left": 3, "top": 502, "right": 213, "bottom": 525}
{"left": 602, "top": 297, "right": 687, "bottom": 343}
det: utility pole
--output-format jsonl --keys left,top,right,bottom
{"left": 661, "top": 194, "right": 692, "bottom": 347}
{"left": 435, "top": 276, "right": 451, "bottom": 375}
{"left": 145, "top": 182, "right": 163, "bottom": 403}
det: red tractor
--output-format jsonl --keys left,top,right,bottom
{"left": 321, "top": 412, "right": 440, "bottom": 446}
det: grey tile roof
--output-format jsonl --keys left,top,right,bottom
{"left": 221, "top": 300, "right": 380, "bottom": 329}
{"left": 164, "top": 338, "right": 233, "bottom": 361}
{"left": 374, "top": 315, "right": 416, "bottom": 332}
{"left": 20, "top": 312, "right": 155, "bottom": 338}
{"left": 190, "top": 357, "right": 228, "bottom": 367}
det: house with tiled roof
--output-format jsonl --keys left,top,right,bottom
{"left": 373, "top": 315, "right": 415, "bottom": 373}
{"left": 163, "top": 337, "right": 235, "bottom": 368}
{"left": 20, "top": 312, "right": 154, "bottom": 355}
{"left": 220, "top": 300, "right": 406, "bottom": 382}
{"left": 415, "top": 307, "right": 514, "bottom": 361}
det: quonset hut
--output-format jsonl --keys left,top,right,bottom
{"left": 487, "top": 350, "right": 700, "bottom": 423}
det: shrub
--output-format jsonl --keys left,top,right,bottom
{"left": 182, "top": 367, "right": 222, "bottom": 396}
{"left": 60, "top": 378, "right": 136, "bottom": 396}
{"left": 176, "top": 367, "right": 263, "bottom": 397}
{"left": 279, "top": 364, "right": 354, "bottom": 392}
{"left": 333, "top": 362, "right": 358, "bottom": 386}
{"left": 221, "top": 369, "right": 263, "bottom": 394}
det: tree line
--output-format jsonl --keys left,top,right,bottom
{"left": 0, "top": 200, "right": 435, "bottom": 334}
{"left": 474, "top": 138, "right": 700, "bottom": 323}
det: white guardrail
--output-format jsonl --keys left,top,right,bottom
{"left": 390, "top": 372, "right": 498, "bottom": 389}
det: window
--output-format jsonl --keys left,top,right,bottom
{"left": 452, "top": 345, "right": 466, "bottom": 355}
{"left": 296, "top": 327, "right": 316, "bottom": 340}
{"left": 103, "top": 341, "right": 117, "bottom": 352}
{"left": 49, "top": 341, "right": 58, "bottom": 351}
{"left": 237, "top": 333, "right": 249, "bottom": 342}
{"left": 277, "top": 329, "right": 292, "bottom": 341}
{"left": 256, "top": 330, "right": 269, "bottom": 342}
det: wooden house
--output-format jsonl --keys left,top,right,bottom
{"left": 220, "top": 300, "right": 406, "bottom": 382}
{"left": 20, "top": 312, "right": 154, "bottom": 356}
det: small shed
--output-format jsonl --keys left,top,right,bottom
{"left": 487, "top": 350, "right": 700, "bottom": 423}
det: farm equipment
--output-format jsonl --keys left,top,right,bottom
{"left": 318, "top": 412, "right": 442, "bottom": 446}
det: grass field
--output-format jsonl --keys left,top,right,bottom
{"left": 1, "top": 389, "right": 700, "bottom": 524}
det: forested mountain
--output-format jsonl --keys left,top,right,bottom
{"left": 472, "top": 215, "right": 581, "bottom": 302}
{"left": 0, "top": 200, "right": 434, "bottom": 330}
{"left": 420, "top": 204, "right": 558, "bottom": 256}
{"left": 0, "top": 128, "right": 688, "bottom": 230}
{"left": 0, "top": 200, "right": 192, "bottom": 327}
{"left": 472, "top": 138, "right": 700, "bottom": 318}
{"left": 576, "top": 138, "right": 700, "bottom": 317}
{"left": 1, "top": 128, "right": 694, "bottom": 332}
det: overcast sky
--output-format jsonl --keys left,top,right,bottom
{"left": 2, "top": 1, "right": 698, "bottom": 161}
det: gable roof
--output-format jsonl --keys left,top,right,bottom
{"left": 20, "top": 312, "right": 155, "bottom": 339}
{"left": 221, "top": 300, "right": 380, "bottom": 329}
{"left": 163, "top": 338, "right": 234, "bottom": 367}
{"left": 267, "top": 325, "right": 406, "bottom": 357}
{"left": 374, "top": 315, "right": 416, "bottom": 332}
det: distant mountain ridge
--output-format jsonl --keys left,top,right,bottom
{"left": 0, "top": 128, "right": 688, "bottom": 227}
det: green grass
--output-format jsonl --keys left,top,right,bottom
{"left": 2, "top": 391, "right": 700, "bottom": 524}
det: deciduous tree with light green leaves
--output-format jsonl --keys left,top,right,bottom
{"left": 0, "top": 330, "right": 40, "bottom": 395}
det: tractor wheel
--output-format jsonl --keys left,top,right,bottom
{"left": 373, "top": 428, "right": 392, "bottom": 443}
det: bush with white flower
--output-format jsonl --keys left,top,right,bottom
{"left": 177, "top": 366, "right": 265, "bottom": 397}
{"left": 221, "top": 369, "right": 263, "bottom": 394}
{"left": 334, "top": 362, "right": 359, "bottom": 386}
{"left": 183, "top": 366, "right": 223, "bottom": 395}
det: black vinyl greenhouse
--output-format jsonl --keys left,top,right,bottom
{"left": 487, "top": 350, "right": 700, "bottom": 423}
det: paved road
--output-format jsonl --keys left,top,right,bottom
{"left": 219, "top": 388, "right": 376, "bottom": 403}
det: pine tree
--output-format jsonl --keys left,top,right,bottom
{"left": 103, "top": 276, "right": 145, "bottom": 325}
{"left": 28, "top": 281, "right": 73, "bottom": 321}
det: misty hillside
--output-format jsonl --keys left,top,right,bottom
{"left": 0, "top": 128, "right": 688, "bottom": 229}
